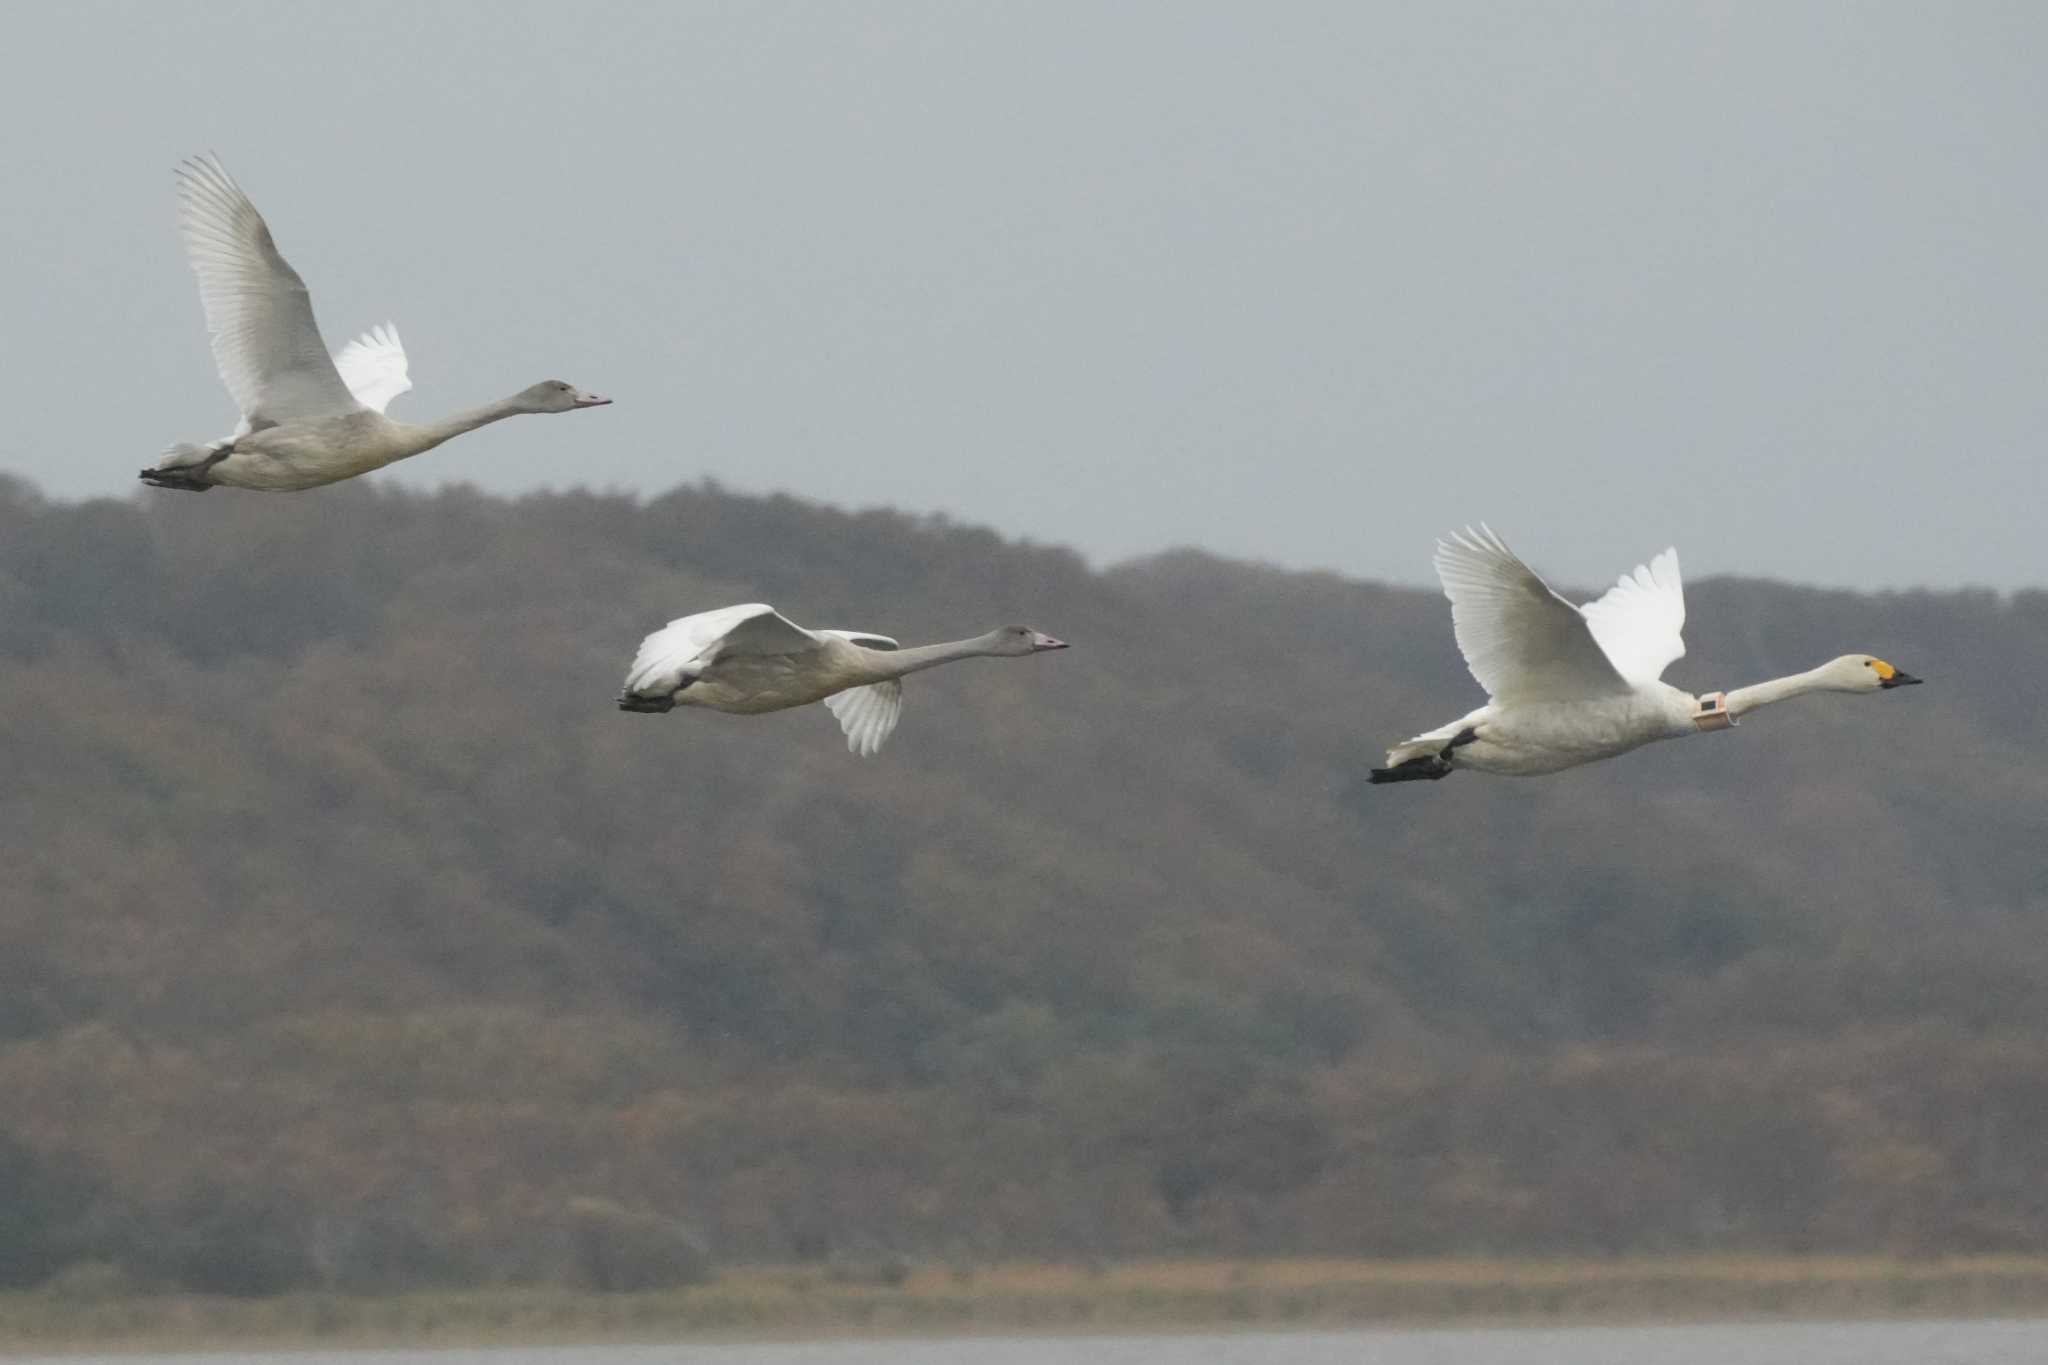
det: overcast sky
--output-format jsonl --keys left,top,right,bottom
{"left": 2, "top": 1, "right": 2042, "bottom": 591}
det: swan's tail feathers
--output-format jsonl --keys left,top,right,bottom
{"left": 1369, "top": 725, "right": 1477, "bottom": 785}
{"left": 1381, "top": 735, "right": 1445, "bottom": 769}
{"left": 153, "top": 441, "right": 225, "bottom": 470}
{"left": 617, "top": 691, "right": 676, "bottom": 714}
{"left": 1369, "top": 754, "right": 1453, "bottom": 783}
{"left": 140, "top": 441, "right": 229, "bottom": 491}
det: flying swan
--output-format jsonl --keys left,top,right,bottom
{"left": 618, "top": 604, "right": 1070, "bottom": 755}
{"left": 142, "top": 155, "right": 609, "bottom": 492}
{"left": 1372, "top": 526, "right": 1922, "bottom": 783}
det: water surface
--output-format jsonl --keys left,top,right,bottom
{"left": 20, "top": 1318, "right": 2048, "bottom": 1364}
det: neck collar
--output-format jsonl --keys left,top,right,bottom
{"left": 1693, "top": 691, "right": 1736, "bottom": 732}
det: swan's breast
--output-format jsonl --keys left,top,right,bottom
{"left": 686, "top": 646, "right": 865, "bottom": 715}
{"left": 211, "top": 412, "right": 408, "bottom": 491}
{"left": 1460, "top": 693, "right": 1683, "bottom": 774}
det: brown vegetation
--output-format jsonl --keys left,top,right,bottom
{"left": 0, "top": 473, "right": 2043, "bottom": 1295}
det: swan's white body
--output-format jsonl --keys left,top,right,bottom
{"left": 619, "top": 604, "right": 1068, "bottom": 756}
{"left": 1374, "top": 526, "right": 1921, "bottom": 782}
{"left": 145, "top": 155, "right": 607, "bottom": 493}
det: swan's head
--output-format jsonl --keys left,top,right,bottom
{"left": 1822, "top": 654, "right": 1923, "bottom": 693}
{"left": 988, "top": 625, "right": 1069, "bottom": 656}
{"left": 517, "top": 380, "right": 612, "bottom": 413}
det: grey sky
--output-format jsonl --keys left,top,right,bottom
{"left": 2, "top": 1, "right": 2042, "bottom": 591}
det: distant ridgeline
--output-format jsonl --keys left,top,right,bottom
{"left": 1, "top": 473, "right": 2044, "bottom": 1293}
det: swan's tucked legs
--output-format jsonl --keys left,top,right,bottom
{"left": 1368, "top": 756, "right": 1452, "bottom": 783}
{"left": 140, "top": 440, "right": 233, "bottom": 492}
{"left": 137, "top": 466, "right": 217, "bottom": 492}
{"left": 618, "top": 672, "right": 696, "bottom": 712}
{"left": 1367, "top": 726, "right": 1475, "bottom": 785}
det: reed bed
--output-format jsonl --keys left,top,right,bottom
{"left": 6, "top": 1255, "right": 2048, "bottom": 1354}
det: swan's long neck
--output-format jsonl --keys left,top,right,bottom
{"left": 398, "top": 396, "right": 531, "bottom": 456}
{"left": 864, "top": 635, "right": 1006, "bottom": 680}
{"left": 1724, "top": 666, "right": 1833, "bottom": 718}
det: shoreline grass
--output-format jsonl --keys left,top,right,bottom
{"left": 6, "top": 1255, "right": 2048, "bottom": 1355}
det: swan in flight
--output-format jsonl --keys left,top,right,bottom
{"left": 142, "top": 155, "right": 609, "bottom": 493}
{"left": 1372, "top": 526, "right": 1922, "bottom": 783}
{"left": 618, "top": 604, "right": 1069, "bottom": 755}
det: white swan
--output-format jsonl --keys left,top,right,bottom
{"left": 618, "top": 604, "right": 1069, "bottom": 755}
{"left": 1372, "top": 525, "right": 1922, "bottom": 783}
{"left": 142, "top": 155, "right": 610, "bottom": 493}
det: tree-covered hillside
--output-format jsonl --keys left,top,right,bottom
{"left": 1, "top": 474, "right": 2044, "bottom": 1291}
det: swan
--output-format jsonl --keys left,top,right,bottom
{"left": 1371, "top": 525, "right": 1923, "bottom": 783}
{"left": 617, "top": 604, "right": 1069, "bottom": 755}
{"left": 142, "top": 155, "right": 610, "bottom": 493}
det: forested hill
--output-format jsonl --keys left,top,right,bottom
{"left": 2, "top": 472, "right": 2045, "bottom": 1292}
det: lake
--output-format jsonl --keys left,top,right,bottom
{"left": 16, "top": 1319, "right": 2048, "bottom": 1364}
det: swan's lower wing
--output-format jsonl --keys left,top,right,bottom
{"left": 1434, "top": 525, "right": 1631, "bottom": 703}
{"left": 176, "top": 155, "right": 361, "bottom": 426}
{"left": 623, "top": 603, "right": 815, "bottom": 696}
{"left": 824, "top": 680, "right": 903, "bottom": 757}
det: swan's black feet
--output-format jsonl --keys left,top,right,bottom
{"left": 138, "top": 467, "right": 215, "bottom": 492}
{"left": 142, "top": 442, "right": 232, "bottom": 491}
{"left": 620, "top": 672, "right": 698, "bottom": 712}
{"left": 1369, "top": 756, "right": 1453, "bottom": 784}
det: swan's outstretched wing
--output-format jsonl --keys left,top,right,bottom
{"left": 1578, "top": 547, "right": 1685, "bottom": 686}
{"left": 332, "top": 323, "right": 413, "bottom": 414}
{"left": 716, "top": 607, "right": 825, "bottom": 657}
{"left": 1433, "top": 525, "right": 1631, "bottom": 703}
{"left": 622, "top": 603, "right": 819, "bottom": 696}
{"left": 817, "top": 630, "right": 900, "bottom": 652}
{"left": 823, "top": 681, "right": 903, "bottom": 756}
{"left": 176, "top": 155, "right": 360, "bottom": 427}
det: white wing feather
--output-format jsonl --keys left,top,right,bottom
{"left": 1578, "top": 547, "right": 1686, "bottom": 686}
{"left": 717, "top": 608, "right": 826, "bottom": 657}
{"left": 1433, "top": 525, "right": 1631, "bottom": 703}
{"left": 817, "top": 630, "right": 903, "bottom": 755}
{"left": 332, "top": 323, "right": 413, "bottom": 414}
{"left": 817, "top": 629, "right": 900, "bottom": 652}
{"left": 823, "top": 680, "right": 904, "bottom": 757}
{"left": 175, "top": 155, "right": 360, "bottom": 426}
{"left": 622, "top": 604, "right": 820, "bottom": 697}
